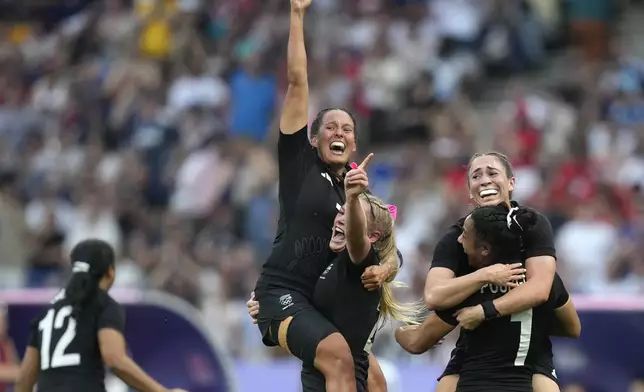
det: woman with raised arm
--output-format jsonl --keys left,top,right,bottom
{"left": 253, "top": 1, "right": 395, "bottom": 391}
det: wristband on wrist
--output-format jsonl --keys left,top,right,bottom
{"left": 481, "top": 301, "right": 500, "bottom": 320}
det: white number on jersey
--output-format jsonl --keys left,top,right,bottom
{"left": 510, "top": 308, "right": 533, "bottom": 366}
{"left": 38, "top": 306, "right": 81, "bottom": 370}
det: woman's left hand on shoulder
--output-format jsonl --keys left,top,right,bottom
{"left": 361, "top": 264, "right": 390, "bottom": 291}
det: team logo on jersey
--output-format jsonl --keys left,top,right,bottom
{"left": 552, "top": 369, "right": 557, "bottom": 378}
{"left": 321, "top": 172, "right": 333, "bottom": 186}
{"left": 336, "top": 203, "right": 342, "bottom": 211}
{"left": 320, "top": 263, "right": 334, "bottom": 279}
{"left": 279, "top": 294, "right": 294, "bottom": 310}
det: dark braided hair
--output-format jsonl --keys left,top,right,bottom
{"left": 66, "top": 239, "right": 115, "bottom": 317}
{"left": 469, "top": 203, "right": 538, "bottom": 262}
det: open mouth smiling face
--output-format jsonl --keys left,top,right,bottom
{"left": 329, "top": 141, "right": 346, "bottom": 156}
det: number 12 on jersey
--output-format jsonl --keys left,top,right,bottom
{"left": 38, "top": 306, "right": 81, "bottom": 370}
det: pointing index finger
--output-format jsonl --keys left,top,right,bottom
{"left": 359, "top": 153, "right": 374, "bottom": 170}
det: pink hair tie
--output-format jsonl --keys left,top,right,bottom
{"left": 350, "top": 162, "right": 358, "bottom": 170}
{"left": 387, "top": 204, "right": 398, "bottom": 221}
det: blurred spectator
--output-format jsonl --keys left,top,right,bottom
{"left": 567, "top": 0, "right": 614, "bottom": 63}
{"left": 228, "top": 53, "right": 277, "bottom": 142}
{"left": 0, "top": 171, "right": 27, "bottom": 289}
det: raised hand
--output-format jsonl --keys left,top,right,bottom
{"left": 290, "top": 0, "right": 312, "bottom": 14}
{"left": 345, "top": 153, "right": 374, "bottom": 199}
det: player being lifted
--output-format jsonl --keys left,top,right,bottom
{"left": 15, "top": 239, "right": 187, "bottom": 392}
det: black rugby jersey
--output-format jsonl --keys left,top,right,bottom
{"left": 436, "top": 273, "right": 569, "bottom": 392}
{"left": 312, "top": 247, "right": 381, "bottom": 389}
{"left": 28, "top": 289, "right": 125, "bottom": 392}
{"left": 259, "top": 126, "right": 347, "bottom": 297}
{"left": 313, "top": 248, "right": 381, "bottom": 355}
{"left": 430, "top": 202, "right": 557, "bottom": 276}
{"left": 429, "top": 203, "right": 557, "bottom": 376}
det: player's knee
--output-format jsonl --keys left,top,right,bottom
{"left": 314, "top": 332, "right": 354, "bottom": 376}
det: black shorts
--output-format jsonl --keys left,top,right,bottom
{"left": 437, "top": 345, "right": 559, "bottom": 385}
{"left": 438, "top": 345, "right": 465, "bottom": 381}
{"left": 255, "top": 286, "right": 338, "bottom": 366}
{"left": 530, "top": 354, "right": 559, "bottom": 385}
{"left": 300, "top": 354, "right": 369, "bottom": 392}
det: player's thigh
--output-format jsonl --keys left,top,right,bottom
{"left": 281, "top": 307, "right": 340, "bottom": 367}
{"left": 435, "top": 375, "right": 459, "bottom": 392}
{"left": 533, "top": 374, "right": 561, "bottom": 392}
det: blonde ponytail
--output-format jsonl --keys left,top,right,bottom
{"left": 359, "top": 194, "right": 425, "bottom": 325}
{"left": 380, "top": 281, "right": 425, "bottom": 325}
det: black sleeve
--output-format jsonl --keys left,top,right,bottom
{"left": 435, "top": 308, "right": 459, "bottom": 326}
{"left": 551, "top": 273, "right": 570, "bottom": 309}
{"left": 523, "top": 212, "right": 557, "bottom": 260}
{"left": 429, "top": 227, "right": 465, "bottom": 273}
{"left": 277, "top": 126, "right": 319, "bottom": 214}
{"left": 98, "top": 300, "right": 126, "bottom": 334}
{"left": 346, "top": 247, "right": 380, "bottom": 276}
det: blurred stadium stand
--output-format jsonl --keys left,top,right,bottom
{"left": 0, "top": 0, "right": 643, "bottom": 391}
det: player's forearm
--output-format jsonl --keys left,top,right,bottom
{"left": 395, "top": 325, "right": 424, "bottom": 354}
{"left": 110, "top": 356, "right": 167, "bottom": 392}
{"left": 345, "top": 195, "right": 369, "bottom": 264}
{"left": 425, "top": 270, "right": 487, "bottom": 310}
{"left": 492, "top": 280, "right": 548, "bottom": 316}
{"left": 14, "top": 370, "right": 36, "bottom": 392}
{"left": 287, "top": 9, "right": 308, "bottom": 85}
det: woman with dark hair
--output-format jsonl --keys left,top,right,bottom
{"left": 396, "top": 204, "right": 581, "bottom": 392}
{"left": 252, "top": 0, "right": 395, "bottom": 391}
{"left": 424, "top": 151, "right": 560, "bottom": 392}
{"left": 15, "top": 239, "right": 186, "bottom": 392}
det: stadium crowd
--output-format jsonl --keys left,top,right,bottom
{"left": 0, "top": 0, "right": 639, "bottom": 375}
